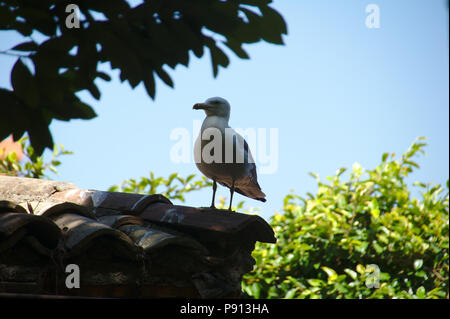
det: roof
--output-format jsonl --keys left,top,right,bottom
{"left": 0, "top": 175, "right": 275, "bottom": 298}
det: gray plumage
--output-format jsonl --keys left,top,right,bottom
{"left": 193, "top": 97, "right": 266, "bottom": 210}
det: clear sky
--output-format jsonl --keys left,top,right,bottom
{"left": 1, "top": 1, "right": 448, "bottom": 220}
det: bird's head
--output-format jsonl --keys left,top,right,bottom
{"left": 193, "top": 97, "right": 230, "bottom": 119}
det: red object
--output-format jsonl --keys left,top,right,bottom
{"left": 0, "top": 135, "right": 24, "bottom": 161}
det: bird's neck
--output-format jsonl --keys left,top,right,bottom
{"left": 202, "top": 115, "right": 229, "bottom": 130}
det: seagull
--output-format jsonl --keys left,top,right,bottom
{"left": 193, "top": 97, "right": 266, "bottom": 211}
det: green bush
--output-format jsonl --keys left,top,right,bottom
{"left": 0, "top": 136, "right": 72, "bottom": 179}
{"left": 242, "top": 137, "right": 449, "bottom": 299}
{"left": 108, "top": 172, "right": 212, "bottom": 203}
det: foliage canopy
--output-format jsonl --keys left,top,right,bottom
{"left": 0, "top": 0, "right": 287, "bottom": 154}
{"left": 242, "top": 137, "right": 449, "bottom": 299}
{"left": 108, "top": 171, "right": 212, "bottom": 203}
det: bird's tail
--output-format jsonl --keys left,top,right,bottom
{"left": 235, "top": 186, "right": 266, "bottom": 202}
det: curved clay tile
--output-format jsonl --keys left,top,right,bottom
{"left": 0, "top": 212, "right": 61, "bottom": 250}
{"left": 118, "top": 224, "right": 208, "bottom": 254}
{"left": 38, "top": 202, "right": 97, "bottom": 220}
{"left": 98, "top": 214, "right": 144, "bottom": 228}
{"left": 0, "top": 200, "right": 28, "bottom": 214}
{"left": 138, "top": 203, "right": 276, "bottom": 244}
{"left": 49, "top": 213, "right": 138, "bottom": 260}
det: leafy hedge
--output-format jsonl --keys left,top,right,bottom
{"left": 108, "top": 172, "right": 211, "bottom": 203}
{"left": 242, "top": 137, "right": 449, "bottom": 299}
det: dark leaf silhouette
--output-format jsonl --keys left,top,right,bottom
{"left": 11, "top": 41, "right": 39, "bottom": 52}
{"left": 0, "top": 0, "right": 287, "bottom": 154}
{"left": 11, "top": 59, "right": 39, "bottom": 108}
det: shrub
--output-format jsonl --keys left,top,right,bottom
{"left": 242, "top": 137, "right": 449, "bottom": 299}
{"left": 0, "top": 136, "right": 72, "bottom": 179}
{"left": 108, "top": 172, "right": 211, "bottom": 203}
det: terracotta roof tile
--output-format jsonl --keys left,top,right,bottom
{"left": 97, "top": 214, "right": 144, "bottom": 228}
{"left": 119, "top": 223, "right": 208, "bottom": 254}
{"left": 0, "top": 212, "right": 61, "bottom": 251}
{"left": 0, "top": 175, "right": 275, "bottom": 298}
{"left": 50, "top": 212, "right": 139, "bottom": 260}
{"left": 138, "top": 203, "right": 276, "bottom": 243}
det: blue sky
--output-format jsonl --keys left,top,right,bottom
{"left": 1, "top": 1, "right": 448, "bottom": 220}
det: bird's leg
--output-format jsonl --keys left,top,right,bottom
{"left": 211, "top": 179, "right": 217, "bottom": 209}
{"left": 228, "top": 180, "right": 235, "bottom": 211}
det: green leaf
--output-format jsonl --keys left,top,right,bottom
{"left": 87, "top": 82, "right": 101, "bottom": 100}
{"left": 96, "top": 71, "right": 111, "bottom": 81}
{"left": 413, "top": 181, "right": 427, "bottom": 188}
{"left": 379, "top": 272, "right": 391, "bottom": 281}
{"left": 15, "top": 21, "right": 33, "bottom": 36}
{"left": 144, "top": 73, "right": 156, "bottom": 99}
{"left": 336, "top": 167, "right": 346, "bottom": 177}
{"left": 356, "top": 264, "right": 365, "bottom": 274}
{"left": 27, "top": 113, "right": 54, "bottom": 155}
{"left": 224, "top": 40, "right": 249, "bottom": 59}
{"left": 155, "top": 68, "right": 174, "bottom": 88}
{"left": 416, "top": 286, "right": 426, "bottom": 299}
{"left": 307, "top": 279, "right": 324, "bottom": 287}
{"left": 415, "top": 270, "right": 427, "bottom": 279}
{"left": 11, "top": 41, "right": 39, "bottom": 52}
{"left": 259, "top": 5, "right": 287, "bottom": 44}
{"left": 11, "top": 58, "right": 39, "bottom": 108}
{"left": 344, "top": 269, "right": 358, "bottom": 281}
{"left": 251, "top": 282, "right": 261, "bottom": 298}
{"left": 285, "top": 288, "right": 297, "bottom": 299}
{"left": 373, "top": 242, "right": 384, "bottom": 254}
{"left": 208, "top": 43, "right": 230, "bottom": 78}
{"left": 414, "top": 259, "right": 423, "bottom": 270}
{"left": 321, "top": 266, "right": 338, "bottom": 282}
{"left": 0, "top": 89, "right": 28, "bottom": 140}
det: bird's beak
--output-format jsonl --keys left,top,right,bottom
{"left": 193, "top": 103, "right": 207, "bottom": 110}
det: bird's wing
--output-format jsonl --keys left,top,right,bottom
{"left": 226, "top": 128, "right": 255, "bottom": 164}
{"left": 226, "top": 129, "right": 266, "bottom": 202}
{"left": 234, "top": 162, "right": 266, "bottom": 202}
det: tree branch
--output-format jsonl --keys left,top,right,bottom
{"left": 0, "top": 50, "right": 31, "bottom": 58}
